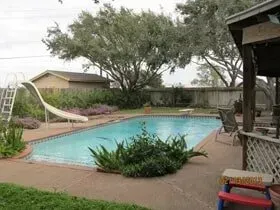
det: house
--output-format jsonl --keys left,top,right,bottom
{"left": 30, "top": 70, "right": 112, "bottom": 89}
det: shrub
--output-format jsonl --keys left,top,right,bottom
{"left": 64, "top": 105, "right": 119, "bottom": 117}
{"left": 0, "top": 121, "right": 25, "bottom": 158}
{"left": 122, "top": 156, "right": 179, "bottom": 177}
{"left": 111, "top": 91, "right": 150, "bottom": 109}
{"left": 14, "top": 117, "right": 41, "bottom": 129}
{"left": 89, "top": 123, "right": 207, "bottom": 177}
{"left": 89, "top": 144, "right": 123, "bottom": 172}
{"left": 13, "top": 88, "right": 123, "bottom": 120}
{"left": 13, "top": 88, "right": 44, "bottom": 120}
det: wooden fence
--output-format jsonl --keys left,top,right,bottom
{"left": 148, "top": 87, "right": 269, "bottom": 109}
{"left": 0, "top": 87, "right": 271, "bottom": 109}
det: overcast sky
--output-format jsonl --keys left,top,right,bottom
{"left": 0, "top": 0, "right": 198, "bottom": 87}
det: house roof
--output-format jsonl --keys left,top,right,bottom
{"left": 31, "top": 70, "right": 112, "bottom": 83}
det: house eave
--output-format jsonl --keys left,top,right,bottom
{"left": 30, "top": 70, "right": 69, "bottom": 82}
{"left": 226, "top": 0, "right": 280, "bottom": 25}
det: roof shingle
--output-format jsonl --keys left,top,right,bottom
{"left": 31, "top": 70, "right": 112, "bottom": 83}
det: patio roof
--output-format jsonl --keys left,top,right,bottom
{"left": 227, "top": 0, "right": 280, "bottom": 77}
{"left": 226, "top": 0, "right": 280, "bottom": 171}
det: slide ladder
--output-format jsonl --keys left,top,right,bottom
{"left": 0, "top": 86, "right": 17, "bottom": 122}
{"left": 0, "top": 73, "right": 21, "bottom": 122}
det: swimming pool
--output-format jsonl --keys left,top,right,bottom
{"left": 27, "top": 116, "right": 221, "bottom": 167}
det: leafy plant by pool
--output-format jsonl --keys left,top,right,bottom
{"left": 89, "top": 123, "right": 208, "bottom": 177}
{"left": 0, "top": 120, "right": 25, "bottom": 158}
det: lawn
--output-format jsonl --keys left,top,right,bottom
{"left": 0, "top": 183, "right": 149, "bottom": 210}
{"left": 118, "top": 107, "right": 217, "bottom": 114}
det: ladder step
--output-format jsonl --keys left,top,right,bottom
{"left": 1, "top": 111, "right": 10, "bottom": 114}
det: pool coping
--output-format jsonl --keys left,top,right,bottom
{"left": 16, "top": 114, "right": 220, "bottom": 170}
{"left": 26, "top": 114, "right": 218, "bottom": 145}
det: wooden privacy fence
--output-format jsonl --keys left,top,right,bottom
{"left": 148, "top": 87, "right": 270, "bottom": 108}
{"left": 241, "top": 131, "right": 280, "bottom": 183}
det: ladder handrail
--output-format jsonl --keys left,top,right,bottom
{"left": 0, "top": 88, "right": 5, "bottom": 112}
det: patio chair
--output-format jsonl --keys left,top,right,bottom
{"left": 215, "top": 107, "right": 277, "bottom": 145}
{"left": 215, "top": 107, "right": 241, "bottom": 146}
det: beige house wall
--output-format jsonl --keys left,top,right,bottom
{"left": 32, "top": 74, "right": 69, "bottom": 88}
{"left": 68, "top": 81, "right": 110, "bottom": 89}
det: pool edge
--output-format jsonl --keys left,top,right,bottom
{"left": 21, "top": 114, "right": 220, "bottom": 168}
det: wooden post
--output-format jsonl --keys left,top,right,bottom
{"left": 242, "top": 44, "right": 254, "bottom": 170}
{"left": 243, "top": 45, "right": 254, "bottom": 132}
{"left": 252, "top": 87, "right": 256, "bottom": 122}
{"left": 276, "top": 77, "right": 279, "bottom": 104}
{"left": 275, "top": 78, "right": 280, "bottom": 138}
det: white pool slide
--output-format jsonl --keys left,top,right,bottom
{"left": 21, "top": 81, "right": 88, "bottom": 122}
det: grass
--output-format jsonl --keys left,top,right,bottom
{"left": 118, "top": 107, "right": 217, "bottom": 114}
{"left": 0, "top": 183, "right": 149, "bottom": 210}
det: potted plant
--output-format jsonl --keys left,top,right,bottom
{"left": 143, "top": 102, "right": 152, "bottom": 114}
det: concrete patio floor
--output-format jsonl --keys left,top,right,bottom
{"left": 0, "top": 114, "right": 265, "bottom": 210}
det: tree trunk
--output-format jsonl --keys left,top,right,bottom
{"left": 229, "top": 80, "right": 236, "bottom": 87}
{"left": 256, "top": 77, "right": 275, "bottom": 110}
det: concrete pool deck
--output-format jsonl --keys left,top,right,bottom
{"left": 1, "top": 114, "right": 255, "bottom": 210}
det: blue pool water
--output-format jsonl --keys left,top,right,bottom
{"left": 27, "top": 116, "right": 221, "bottom": 166}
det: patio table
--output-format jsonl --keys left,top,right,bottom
{"left": 218, "top": 169, "right": 274, "bottom": 210}
{"left": 222, "top": 169, "right": 273, "bottom": 186}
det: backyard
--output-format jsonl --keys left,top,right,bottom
{"left": 0, "top": 128, "right": 242, "bottom": 210}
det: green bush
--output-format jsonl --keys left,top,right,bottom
{"left": 89, "top": 123, "right": 207, "bottom": 177}
{"left": 122, "top": 156, "right": 179, "bottom": 177}
{"left": 88, "top": 144, "right": 123, "bottom": 172}
{"left": 0, "top": 121, "right": 25, "bottom": 158}
{"left": 13, "top": 89, "right": 45, "bottom": 120}
{"left": 13, "top": 88, "right": 150, "bottom": 119}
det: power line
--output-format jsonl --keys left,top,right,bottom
{"left": 0, "top": 40, "right": 41, "bottom": 45}
{"left": 2, "top": 8, "right": 84, "bottom": 13}
{"left": 0, "top": 14, "right": 79, "bottom": 20}
{"left": 0, "top": 55, "right": 51, "bottom": 60}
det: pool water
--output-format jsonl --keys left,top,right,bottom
{"left": 27, "top": 117, "right": 221, "bottom": 166}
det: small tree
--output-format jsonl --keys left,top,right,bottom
{"left": 43, "top": 5, "right": 187, "bottom": 105}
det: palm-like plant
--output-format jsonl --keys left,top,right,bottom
{"left": 0, "top": 121, "right": 25, "bottom": 157}
{"left": 89, "top": 123, "right": 208, "bottom": 177}
{"left": 89, "top": 142, "right": 124, "bottom": 172}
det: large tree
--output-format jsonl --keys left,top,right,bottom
{"left": 44, "top": 5, "right": 187, "bottom": 103}
{"left": 191, "top": 64, "right": 225, "bottom": 87}
{"left": 176, "top": 0, "right": 275, "bottom": 106}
